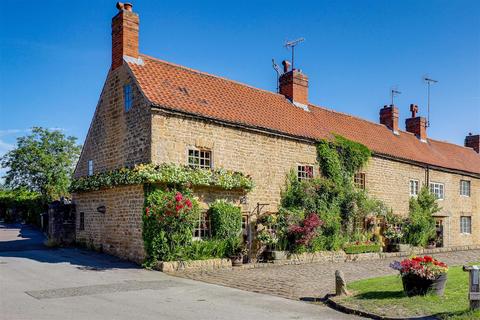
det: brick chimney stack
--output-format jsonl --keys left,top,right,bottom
{"left": 111, "top": 2, "right": 139, "bottom": 70}
{"left": 465, "top": 133, "right": 480, "bottom": 153}
{"left": 405, "top": 104, "right": 427, "bottom": 142}
{"left": 279, "top": 60, "right": 309, "bottom": 107}
{"left": 379, "top": 105, "right": 399, "bottom": 134}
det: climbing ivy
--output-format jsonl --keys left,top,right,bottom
{"left": 316, "top": 135, "right": 371, "bottom": 184}
{"left": 279, "top": 135, "right": 384, "bottom": 252}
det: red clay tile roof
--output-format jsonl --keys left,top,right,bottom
{"left": 127, "top": 54, "right": 480, "bottom": 175}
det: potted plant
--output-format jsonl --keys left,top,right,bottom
{"left": 229, "top": 238, "right": 247, "bottom": 267}
{"left": 257, "top": 214, "right": 288, "bottom": 261}
{"left": 390, "top": 256, "right": 448, "bottom": 296}
{"left": 384, "top": 223, "right": 409, "bottom": 252}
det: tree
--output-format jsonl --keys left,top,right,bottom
{"left": 404, "top": 186, "right": 440, "bottom": 247}
{"left": 0, "top": 127, "right": 81, "bottom": 201}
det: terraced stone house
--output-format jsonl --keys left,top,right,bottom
{"left": 73, "top": 3, "right": 480, "bottom": 263}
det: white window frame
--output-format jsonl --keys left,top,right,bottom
{"left": 193, "top": 211, "right": 211, "bottom": 240}
{"left": 460, "top": 180, "right": 471, "bottom": 197}
{"left": 353, "top": 172, "right": 366, "bottom": 190}
{"left": 87, "top": 160, "right": 94, "bottom": 176}
{"left": 429, "top": 182, "right": 444, "bottom": 200}
{"left": 123, "top": 84, "right": 133, "bottom": 112}
{"left": 460, "top": 216, "right": 471, "bottom": 234}
{"left": 409, "top": 179, "right": 419, "bottom": 197}
{"left": 297, "top": 164, "right": 314, "bottom": 181}
{"left": 188, "top": 148, "right": 212, "bottom": 169}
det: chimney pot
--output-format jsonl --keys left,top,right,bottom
{"left": 405, "top": 104, "right": 427, "bottom": 142}
{"left": 465, "top": 133, "right": 480, "bottom": 153}
{"left": 379, "top": 105, "right": 399, "bottom": 133}
{"left": 282, "top": 60, "right": 291, "bottom": 73}
{"left": 279, "top": 68, "right": 309, "bottom": 106}
{"left": 111, "top": 2, "right": 139, "bottom": 70}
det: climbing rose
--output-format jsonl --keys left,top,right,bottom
{"left": 185, "top": 199, "right": 192, "bottom": 208}
{"left": 175, "top": 192, "right": 183, "bottom": 202}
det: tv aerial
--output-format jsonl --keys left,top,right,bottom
{"left": 284, "top": 38, "right": 305, "bottom": 71}
{"left": 423, "top": 76, "right": 438, "bottom": 127}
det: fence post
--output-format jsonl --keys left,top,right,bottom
{"left": 463, "top": 265, "right": 480, "bottom": 310}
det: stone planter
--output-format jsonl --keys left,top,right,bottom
{"left": 231, "top": 255, "right": 244, "bottom": 267}
{"left": 387, "top": 243, "right": 410, "bottom": 252}
{"left": 401, "top": 273, "right": 447, "bottom": 296}
{"left": 265, "top": 250, "right": 287, "bottom": 261}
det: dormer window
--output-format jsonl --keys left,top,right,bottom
{"left": 123, "top": 84, "right": 133, "bottom": 111}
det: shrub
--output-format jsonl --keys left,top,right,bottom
{"left": 288, "top": 213, "right": 323, "bottom": 247}
{"left": 404, "top": 186, "right": 439, "bottom": 247}
{"left": 209, "top": 200, "right": 242, "bottom": 239}
{"left": 0, "top": 188, "right": 45, "bottom": 225}
{"left": 343, "top": 242, "right": 382, "bottom": 254}
{"left": 142, "top": 188, "right": 199, "bottom": 265}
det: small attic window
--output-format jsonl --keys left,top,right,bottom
{"left": 123, "top": 84, "right": 133, "bottom": 111}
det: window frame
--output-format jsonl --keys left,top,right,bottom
{"left": 79, "top": 212, "right": 85, "bottom": 231}
{"left": 297, "top": 164, "right": 314, "bottom": 181}
{"left": 123, "top": 84, "right": 133, "bottom": 112}
{"left": 87, "top": 160, "right": 94, "bottom": 176}
{"left": 460, "top": 180, "right": 471, "bottom": 197}
{"left": 187, "top": 148, "right": 213, "bottom": 169}
{"left": 460, "top": 216, "right": 472, "bottom": 234}
{"left": 193, "top": 210, "right": 211, "bottom": 240}
{"left": 429, "top": 182, "right": 445, "bottom": 200}
{"left": 354, "top": 172, "right": 366, "bottom": 190}
{"left": 409, "top": 179, "right": 420, "bottom": 197}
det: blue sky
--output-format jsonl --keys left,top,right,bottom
{"left": 1, "top": 0, "right": 479, "bottom": 177}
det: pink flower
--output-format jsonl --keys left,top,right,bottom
{"left": 185, "top": 199, "right": 192, "bottom": 208}
{"left": 175, "top": 192, "right": 183, "bottom": 202}
{"left": 175, "top": 204, "right": 184, "bottom": 212}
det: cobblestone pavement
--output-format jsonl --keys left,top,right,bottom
{"left": 175, "top": 250, "right": 480, "bottom": 300}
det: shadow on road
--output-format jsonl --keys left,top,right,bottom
{"left": 0, "top": 223, "right": 139, "bottom": 271}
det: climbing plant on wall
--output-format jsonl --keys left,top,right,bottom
{"left": 278, "top": 135, "right": 386, "bottom": 252}
{"left": 69, "top": 163, "right": 254, "bottom": 193}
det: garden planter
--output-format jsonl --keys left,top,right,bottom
{"left": 388, "top": 243, "right": 410, "bottom": 252}
{"left": 231, "top": 255, "right": 244, "bottom": 267}
{"left": 264, "top": 250, "right": 287, "bottom": 261}
{"left": 401, "top": 273, "right": 447, "bottom": 296}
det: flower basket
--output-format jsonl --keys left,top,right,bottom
{"left": 402, "top": 273, "right": 447, "bottom": 296}
{"left": 391, "top": 256, "right": 448, "bottom": 297}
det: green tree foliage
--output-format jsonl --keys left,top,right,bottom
{"left": 0, "top": 187, "right": 44, "bottom": 224}
{"left": 0, "top": 127, "right": 81, "bottom": 201}
{"left": 404, "top": 186, "right": 440, "bottom": 247}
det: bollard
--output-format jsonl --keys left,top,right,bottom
{"left": 335, "top": 270, "right": 350, "bottom": 296}
{"left": 463, "top": 265, "right": 480, "bottom": 310}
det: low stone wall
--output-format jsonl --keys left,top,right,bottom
{"left": 158, "top": 245, "right": 480, "bottom": 274}
{"left": 157, "top": 258, "right": 232, "bottom": 273}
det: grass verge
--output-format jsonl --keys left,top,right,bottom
{"left": 331, "top": 263, "right": 480, "bottom": 320}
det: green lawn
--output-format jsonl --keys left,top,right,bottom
{"left": 332, "top": 264, "right": 480, "bottom": 320}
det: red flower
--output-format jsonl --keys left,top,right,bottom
{"left": 175, "top": 192, "right": 183, "bottom": 202}
{"left": 175, "top": 204, "right": 184, "bottom": 212}
{"left": 185, "top": 199, "right": 192, "bottom": 208}
{"left": 145, "top": 207, "right": 150, "bottom": 217}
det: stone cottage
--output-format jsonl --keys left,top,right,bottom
{"left": 73, "top": 3, "right": 480, "bottom": 263}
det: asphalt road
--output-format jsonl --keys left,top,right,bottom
{"left": 0, "top": 224, "right": 360, "bottom": 320}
